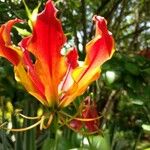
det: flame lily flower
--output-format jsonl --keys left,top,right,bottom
{"left": 0, "top": 0, "right": 115, "bottom": 108}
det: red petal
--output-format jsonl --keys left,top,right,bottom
{"left": 85, "top": 16, "right": 115, "bottom": 67}
{"left": 0, "top": 19, "right": 22, "bottom": 65}
{"left": 59, "top": 48, "right": 79, "bottom": 94}
{"left": 67, "top": 48, "right": 78, "bottom": 69}
{"left": 70, "top": 119, "right": 82, "bottom": 131}
{"left": 82, "top": 107, "right": 99, "bottom": 132}
{"left": 82, "top": 97, "right": 99, "bottom": 132}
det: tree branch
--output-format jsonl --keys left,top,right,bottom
{"left": 81, "top": 0, "right": 87, "bottom": 53}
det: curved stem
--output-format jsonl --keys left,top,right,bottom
{"left": 2, "top": 119, "right": 41, "bottom": 132}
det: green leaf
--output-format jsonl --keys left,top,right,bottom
{"left": 0, "top": 3, "right": 8, "bottom": 12}
{"left": 141, "top": 68, "right": 150, "bottom": 75}
{"left": 22, "top": 0, "right": 40, "bottom": 30}
{"left": 131, "top": 100, "right": 144, "bottom": 105}
{"left": 142, "top": 124, "right": 150, "bottom": 133}
{"left": 88, "top": 131, "right": 111, "bottom": 150}
{"left": 14, "top": 26, "right": 31, "bottom": 37}
{"left": 23, "top": 101, "right": 36, "bottom": 150}
{"left": 22, "top": 0, "right": 32, "bottom": 20}
{"left": 42, "top": 138, "right": 55, "bottom": 150}
{"left": 125, "top": 62, "right": 140, "bottom": 75}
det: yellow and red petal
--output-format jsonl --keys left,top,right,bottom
{"left": 59, "top": 16, "right": 115, "bottom": 107}
{"left": 19, "top": 0, "right": 67, "bottom": 106}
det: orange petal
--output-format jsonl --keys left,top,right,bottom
{"left": 0, "top": 19, "right": 48, "bottom": 106}
{"left": 20, "top": 37, "right": 45, "bottom": 98}
{"left": 14, "top": 63, "right": 48, "bottom": 106}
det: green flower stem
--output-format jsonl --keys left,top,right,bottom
{"left": 1, "top": 97, "right": 7, "bottom": 150}
{"left": 47, "top": 111, "right": 59, "bottom": 150}
{"left": 54, "top": 112, "right": 59, "bottom": 150}
{"left": 87, "top": 135, "right": 92, "bottom": 148}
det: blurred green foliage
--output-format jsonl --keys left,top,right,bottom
{"left": 0, "top": 0, "right": 150, "bottom": 150}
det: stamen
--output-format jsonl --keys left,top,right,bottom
{"left": 0, "top": 122, "right": 8, "bottom": 128}
{"left": 19, "top": 113, "right": 41, "bottom": 120}
{"left": 60, "top": 111, "right": 101, "bottom": 121}
{"left": 0, "top": 113, "right": 54, "bottom": 132}
{"left": 45, "top": 113, "right": 54, "bottom": 128}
